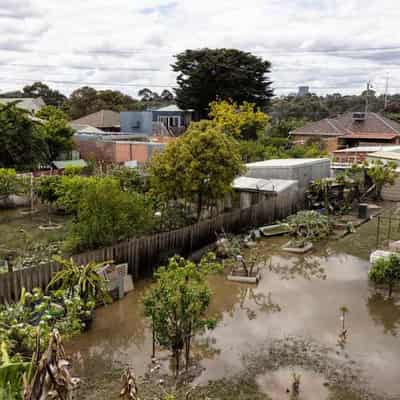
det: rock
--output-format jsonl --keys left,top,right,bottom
{"left": 215, "top": 238, "right": 231, "bottom": 258}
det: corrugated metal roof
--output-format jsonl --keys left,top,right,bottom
{"left": 246, "top": 158, "right": 330, "bottom": 168}
{"left": 334, "top": 145, "right": 400, "bottom": 154}
{"left": 232, "top": 176, "right": 297, "bottom": 193}
{"left": 0, "top": 97, "right": 45, "bottom": 112}
{"left": 367, "top": 152, "right": 400, "bottom": 161}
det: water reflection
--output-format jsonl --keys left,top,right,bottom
{"left": 367, "top": 292, "right": 400, "bottom": 336}
{"left": 269, "top": 255, "right": 327, "bottom": 281}
{"left": 238, "top": 288, "right": 281, "bottom": 320}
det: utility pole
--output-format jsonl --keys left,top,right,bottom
{"left": 384, "top": 76, "right": 389, "bottom": 110}
{"left": 365, "top": 81, "right": 372, "bottom": 114}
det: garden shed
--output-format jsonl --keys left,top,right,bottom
{"left": 232, "top": 176, "right": 298, "bottom": 209}
{"left": 245, "top": 158, "right": 331, "bottom": 191}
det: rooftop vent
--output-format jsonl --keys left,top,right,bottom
{"left": 352, "top": 112, "right": 366, "bottom": 121}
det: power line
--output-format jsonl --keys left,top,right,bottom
{"left": 1, "top": 64, "right": 160, "bottom": 72}
{"left": 1, "top": 77, "right": 399, "bottom": 91}
{"left": 2, "top": 45, "right": 400, "bottom": 57}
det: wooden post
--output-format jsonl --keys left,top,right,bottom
{"left": 388, "top": 216, "right": 392, "bottom": 241}
{"left": 376, "top": 216, "right": 381, "bottom": 248}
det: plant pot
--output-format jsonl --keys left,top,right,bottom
{"left": 282, "top": 241, "right": 313, "bottom": 253}
{"left": 20, "top": 208, "right": 39, "bottom": 216}
{"left": 39, "top": 223, "right": 62, "bottom": 231}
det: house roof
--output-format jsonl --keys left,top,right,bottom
{"left": 333, "top": 145, "right": 400, "bottom": 154}
{"left": 154, "top": 104, "right": 194, "bottom": 112}
{"left": 367, "top": 152, "right": 400, "bottom": 162}
{"left": 0, "top": 97, "right": 45, "bottom": 112}
{"left": 343, "top": 132, "right": 398, "bottom": 140}
{"left": 246, "top": 158, "right": 330, "bottom": 168}
{"left": 233, "top": 176, "right": 297, "bottom": 194}
{"left": 71, "top": 110, "right": 120, "bottom": 128}
{"left": 69, "top": 123, "right": 105, "bottom": 134}
{"left": 291, "top": 112, "right": 400, "bottom": 139}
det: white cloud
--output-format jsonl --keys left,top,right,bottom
{"left": 0, "top": 0, "right": 399, "bottom": 97}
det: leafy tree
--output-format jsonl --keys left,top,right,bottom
{"left": 108, "top": 165, "right": 145, "bottom": 192}
{"left": 36, "top": 104, "right": 69, "bottom": 121}
{"left": 22, "top": 81, "right": 67, "bottom": 107}
{"left": 161, "top": 89, "right": 174, "bottom": 101}
{"left": 208, "top": 100, "right": 269, "bottom": 141}
{"left": 172, "top": 48, "right": 273, "bottom": 118}
{"left": 138, "top": 88, "right": 156, "bottom": 102}
{"left": 35, "top": 106, "right": 75, "bottom": 163}
{"left": 66, "top": 178, "right": 154, "bottom": 252}
{"left": 149, "top": 122, "right": 244, "bottom": 220}
{"left": 369, "top": 254, "right": 400, "bottom": 298}
{"left": 364, "top": 160, "right": 397, "bottom": 199}
{"left": 0, "top": 169, "right": 25, "bottom": 203}
{"left": 143, "top": 254, "right": 221, "bottom": 375}
{"left": 0, "top": 103, "right": 47, "bottom": 170}
{"left": 66, "top": 87, "right": 143, "bottom": 120}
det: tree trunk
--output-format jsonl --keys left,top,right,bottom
{"left": 152, "top": 325, "right": 156, "bottom": 358}
{"left": 388, "top": 282, "right": 393, "bottom": 299}
{"left": 185, "top": 333, "right": 191, "bottom": 371}
{"left": 197, "top": 193, "right": 203, "bottom": 221}
{"left": 175, "top": 350, "right": 180, "bottom": 378}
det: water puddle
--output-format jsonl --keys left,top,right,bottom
{"left": 256, "top": 367, "right": 329, "bottom": 400}
{"left": 68, "top": 224, "right": 400, "bottom": 399}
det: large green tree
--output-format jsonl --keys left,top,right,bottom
{"left": 149, "top": 122, "right": 244, "bottom": 220}
{"left": 36, "top": 105, "right": 75, "bottom": 163}
{"left": 0, "top": 103, "right": 47, "bottom": 170}
{"left": 22, "top": 81, "right": 67, "bottom": 107}
{"left": 172, "top": 48, "right": 273, "bottom": 118}
{"left": 66, "top": 87, "right": 144, "bottom": 120}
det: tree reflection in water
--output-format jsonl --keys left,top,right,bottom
{"left": 238, "top": 288, "right": 281, "bottom": 320}
{"left": 367, "top": 292, "right": 400, "bottom": 336}
{"left": 269, "top": 255, "right": 327, "bottom": 281}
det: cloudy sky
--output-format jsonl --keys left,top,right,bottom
{"left": 1, "top": 0, "right": 399, "bottom": 98}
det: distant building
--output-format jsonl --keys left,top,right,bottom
{"left": 71, "top": 110, "right": 120, "bottom": 132}
{"left": 291, "top": 112, "right": 400, "bottom": 153}
{"left": 74, "top": 132, "right": 167, "bottom": 165}
{"left": 0, "top": 97, "right": 45, "bottom": 114}
{"left": 297, "top": 86, "right": 309, "bottom": 96}
{"left": 121, "top": 105, "right": 194, "bottom": 137}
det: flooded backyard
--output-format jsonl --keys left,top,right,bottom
{"left": 68, "top": 214, "right": 400, "bottom": 400}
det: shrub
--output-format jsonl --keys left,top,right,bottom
{"left": 369, "top": 254, "right": 400, "bottom": 298}
{"left": 287, "top": 210, "right": 331, "bottom": 245}
{"left": 66, "top": 178, "right": 154, "bottom": 252}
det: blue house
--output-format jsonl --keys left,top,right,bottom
{"left": 120, "top": 105, "right": 194, "bottom": 136}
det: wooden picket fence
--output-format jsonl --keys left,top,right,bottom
{"left": 0, "top": 193, "right": 297, "bottom": 304}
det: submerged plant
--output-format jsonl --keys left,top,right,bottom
{"left": 48, "top": 257, "right": 111, "bottom": 304}
{"left": 287, "top": 210, "right": 331, "bottom": 246}
{"left": 369, "top": 254, "right": 400, "bottom": 298}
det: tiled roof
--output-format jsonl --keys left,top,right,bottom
{"left": 291, "top": 112, "right": 400, "bottom": 138}
{"left": 344, "top": 132, "right": 397, "bottom": 140}
{"left": 71, "top": 110, "right": 120, "bottom": 128}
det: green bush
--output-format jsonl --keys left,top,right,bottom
{"left": 66, "top": 178, "right": 154, "bottom": 252}
{"left": 369, "top": 254, "right": 400, "bottom": 298}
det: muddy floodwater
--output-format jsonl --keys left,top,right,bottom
{"left": 68, "top": 216, "right": 400, "bottom": 399}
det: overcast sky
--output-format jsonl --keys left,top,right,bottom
{"left": 1, "top": 0, "right": 399, "bottom": 98}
